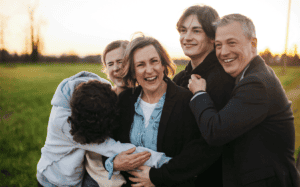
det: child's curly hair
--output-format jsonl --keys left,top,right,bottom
{"left": 67, "top": 79, "right": 119, "bottom": 144}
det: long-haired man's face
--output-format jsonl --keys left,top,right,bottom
{"left": 179, "top": 15, "right": 214, "bottom": 60}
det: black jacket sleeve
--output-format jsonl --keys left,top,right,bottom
{"left": 190, "top": 76, "right": 269, "bottom": 146}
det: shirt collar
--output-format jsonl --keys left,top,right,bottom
{"left": 184, "top": 50, "right": 218, "bottom": 75}
{"left": 235, "top": 63, "right": 251, "bottom": 85}
{"left": 134, "top": 92, "right": 166, "bottom": 115}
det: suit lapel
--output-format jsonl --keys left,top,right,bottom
{"left": 231, "top": 55, "right": 264, "bottom": 96}
{"left": 157, "top": 78, "right": 177, "bottom": 152}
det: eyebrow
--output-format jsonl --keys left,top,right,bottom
{"left": 180, "top": 26, "right": 202, "bottom": 29}
{"left": 150, "top": 56, "right": 160, "bottom": 61}
{"left": 107, "top": 58, "right": 122, "bottom": 63}
{"left": 135, "top": 57, "right": 159, "bottom": 64}
{"left": 215, "top": 38, "right": 237, "bottom": 42}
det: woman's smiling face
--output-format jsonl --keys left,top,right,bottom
{"left": 133, "top": 45, "right": 165, "bottom": 94}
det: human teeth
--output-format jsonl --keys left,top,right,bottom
{"left": 224, "top": 59, "right": 234, "bottom": 63}
{"left": 146, "top": 77, "right": 156, "bottom": 81}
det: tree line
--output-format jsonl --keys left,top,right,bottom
{"left": 1, "top": 46, "right": 300, "bottom": 66}
{"left": 259, "top": 45, "right": 300, "bottom": 66}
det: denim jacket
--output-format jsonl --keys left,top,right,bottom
{"left": 130, "top": 93, "right": 166, "bottom": 151}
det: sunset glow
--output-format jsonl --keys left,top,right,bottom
{"left": 1, "top": 0, "right": 300, "bottom": 58}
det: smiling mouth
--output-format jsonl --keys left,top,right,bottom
{"left": 184, "top": 44, "right": 196, "bottom": 47}
{"left": 223, "top": 59, "right": 235, "bottom": 63}
{"left": 144, "top": 76, "right": 157, "bottom": 81}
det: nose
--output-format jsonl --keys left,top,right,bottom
{"left": 113, "top": 63, "right": 121, "bottom": 72}
{"left": 219, "top": 45, "right": 230, "bottom": 57}
{"left": 184, "top": 30, "right": 193, "bottom": 41}
{"left": 145, "top": 63, "right": 154, "bottom": 74}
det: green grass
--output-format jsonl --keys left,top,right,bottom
{"left": 0, "top": 63, "right": 299, "bottom": 186}
{"left": 0, "top": 63, "right": 109, "bottom": 186}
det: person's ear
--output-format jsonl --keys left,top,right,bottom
{"left": 251, "top": 38, "right": 257, "bottom": 52}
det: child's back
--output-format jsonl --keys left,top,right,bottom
{"left": 37, "top": 71, "right": 169, "bottom": 187}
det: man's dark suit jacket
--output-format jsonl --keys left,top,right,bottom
{"left": 173, "top": 50, "right": 235, "bottom": 187}
{"left": 190, "top": 55, "right": 300, "bottom": 187}
{"left": 115, "top": 78, "right": 223, "bottom": 187}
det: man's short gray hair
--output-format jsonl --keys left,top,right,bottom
{"left": 213, "top": 13, "right": 256, "bottom": 39}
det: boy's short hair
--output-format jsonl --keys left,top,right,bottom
{"left": 67, "top": 79, "right": 119, "bottom": 144}
{"left": 176, "top": 5, "right": 219, "bottom": 40}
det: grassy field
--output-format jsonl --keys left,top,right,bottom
{"left": 0, "top": 63, "right": 299, "bottom": 186}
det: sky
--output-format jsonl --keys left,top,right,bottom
{"left": 0, "top": 0, "right": 300, "bottom": 58}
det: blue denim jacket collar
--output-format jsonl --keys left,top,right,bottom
{"left": 134, "top": 92, "right": 166, "bottom": 118}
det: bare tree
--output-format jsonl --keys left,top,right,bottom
{"left": 28, "top": 1, "right": 46, "bottom": 62}
{"left": 28, "top": 4, "right": 38, "bottom": 62}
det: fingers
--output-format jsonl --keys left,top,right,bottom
{"left": 128, "top": 170, "right": 140, "bottom": 177}
{"left": 194, "top": 74, "right": 201, "bottom": 79}
{"left": 124, "top": 147, "right": 136, "bottom": 154}
{"left": 136, "top": 165, "right": 146, "bottom": 170}
{"left": 131, "top": 154, "right": 151, "bottom": 168}
{"left": 191, "top": 74, "right": 201, "bottom": 80}
{"left": 131, "top": 183, "right": 144, "bottom": 187}
{"left": 115, "top": 151, "right": 151, "bottom": 171}
{"left": 130, "top": 181, "right": 144, "bottom": 187}
{"left": 128, "top": 151, "right": 151, "bottom": 160}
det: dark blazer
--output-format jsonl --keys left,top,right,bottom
{"left": 190, "top": 56, "right": 300, "bottom": 187}
{"left": 116, "top": 78, "right": 223, "bottom": 187}
{"left": 173, "top": 50, "right": 235, "bottom": 111}
{"left": 173, "top": 51, "right": 235, "bottom": 187}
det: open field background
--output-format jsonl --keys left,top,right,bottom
{"left": 0, "top": 63, "right": 300, "bottom": 186}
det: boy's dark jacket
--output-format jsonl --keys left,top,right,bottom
{"left": 173, "top": 50, "right": 235, "bottom": 111}
{"left": 173, "top": 51, "right": 235, "bottom": 186}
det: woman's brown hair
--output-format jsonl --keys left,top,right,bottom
{"left": 122, "top": 34, "right": 177, "bottom": 87}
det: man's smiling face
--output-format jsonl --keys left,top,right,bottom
{"left": 215, "top": 21, "right": 256, "bottom": 78}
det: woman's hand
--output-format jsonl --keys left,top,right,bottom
{"left": 128, "top": 166, "right": 155, "bottom": 187}
{"left": 113, "top": 147, "right": 151, "bottom": 171}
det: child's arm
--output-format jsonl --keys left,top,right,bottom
{"left": 104, "top": 146, "right": 172, "bottom": 179}
{"left": 76, "top": 138, "right": 171, "bottom": 167}
{"left": 135, "top": 146, "right": 171, "bottom": 168}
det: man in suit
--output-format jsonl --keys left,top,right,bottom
{"left": 188, "top": 13, "right": 300, "bottom": 187}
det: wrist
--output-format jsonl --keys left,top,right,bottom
{"left": 193, "top": 90, "right": 206, "bottom": 95}
{"left": 105, "top": 153, "right": 120, "bottom": 179}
